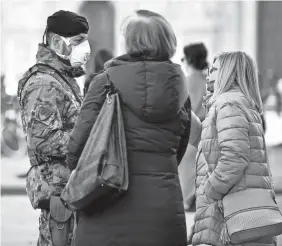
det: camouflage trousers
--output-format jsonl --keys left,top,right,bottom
{"left": 37, "top": 209, "right": 74, "bottom": 246}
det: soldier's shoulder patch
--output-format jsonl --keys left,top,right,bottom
{"left": 38, "top": 106, "right": 54, "bottom": 121}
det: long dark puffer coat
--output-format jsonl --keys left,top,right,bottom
{"left": 66, "top": 54, "right": 191, "bottom": 246}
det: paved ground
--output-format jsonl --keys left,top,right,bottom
{"left": 1, "top": 112, "right": 282, "bottom": 245}
{"left": 1, "top": 196, "right": 39, "bottom": 246}
{"left": 1, "top": 148, "right": 282, "bottom": 246}
{"left": 1, "top": 195, "right": 194, "bottom": 246}
{"left": 1, "top": 195, "right": 282, "bottom": 246}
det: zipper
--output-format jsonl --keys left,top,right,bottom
{"left": 225, "top": 206, "right": 279, "bottom": 221}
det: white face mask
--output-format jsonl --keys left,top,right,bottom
{"left": 57, "top": 36, "right": 91, "bottom": 68}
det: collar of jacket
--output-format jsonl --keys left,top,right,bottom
{"left": 36, "top": 43, "right": 85, "bottom": 78}
{"left": 202, "top": 85, "right": 242, "bottom": 111}
{"left": 104, "top": 53, "right": 171, "bottom": 69}
{"left": 202, "top": 92, "right": 213, "bottom": 111}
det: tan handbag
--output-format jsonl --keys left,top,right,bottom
{"left": 218, "top": 188, "right": 282, "bottom": 244}
{"left": 60, "top": 73, "right": 129, "bottom": 211}
{"left": 217, "top": 103, "right": 282, "bottom": 244}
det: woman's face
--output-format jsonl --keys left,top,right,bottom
{"left": 206, "top": 58, "right": 220, "bottom": 93}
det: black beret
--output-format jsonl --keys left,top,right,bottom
{"left": 47, "top": 10, "right": 89, "bottom": 37}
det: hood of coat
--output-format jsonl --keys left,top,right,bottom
{"left": 105, "top": 55, "right": 188, "bottom": 122}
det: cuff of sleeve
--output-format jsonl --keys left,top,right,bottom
{"left": 66, "top": 154, "right": 78, "bottom": 171}
{"left": 203, "top": 179, "right": 222, "bottom": 200}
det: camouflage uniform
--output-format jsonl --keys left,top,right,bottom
{"left": 18, "top": 44, "right": 83, "bottom": 246}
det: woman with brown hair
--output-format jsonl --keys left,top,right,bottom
{"left": 67, "top": 10, "right": 191, "bottom": 246}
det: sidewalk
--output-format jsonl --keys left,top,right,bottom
{"left": 0, "top": 194, "right": 194, "bottom": 246}
{"left": 1, "top": 148, "right": 282, "bottom": 245}
{"left": 1, "top": 196, "right": 40, "bottom": 246}
{"left": 1, "top": 191, "right": 282, "bottom": 245}
{"left": 1, "top": 155, "right": 28, "bottom": 195}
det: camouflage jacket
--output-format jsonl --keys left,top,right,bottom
{"left": 18, "top": 44, "right": 83, "bottom": 209}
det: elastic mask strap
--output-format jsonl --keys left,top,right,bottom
{"left": 53, "top": 36, "right": 71, "bottom": 60}
{"left": 60, "top": 36, "right": 71, "bottom": 46}
{"left": 42, "top": 26, "right": 48, "bottom": 45}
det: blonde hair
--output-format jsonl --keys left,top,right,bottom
{"left": 211, "top": 51, "right": 263, "bottom": 113}
{"left": 121, "top": 10, "right": 177, "bottom": 59}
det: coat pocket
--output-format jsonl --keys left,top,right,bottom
{"left": 49, "top": 196, "right": 73, "bottom": 246}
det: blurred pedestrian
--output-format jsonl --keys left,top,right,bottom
{"left": 94, "top": 49, "right": 113, "bottom": 73}
{"left": 66, "top": 9, "right": 190, "bottom": 246}
{"left": 182, "top": 43, "right": 208, "bottom": 122}
{"left": 179, "top": 43, "right": 208, "bottom": 212}
{"left": 17, "top": 10, "right": 90, "bottom": 246}
{"left": 189, "top": 51, "right": 277, "bottom": 246}
{"left": 259, "top": 70, "right": 282, "bottom": 132}
{"left": 84, "top": 49, "right": 113, "bottom": 95}
{"left": 178, "top": 111, "right": 201, "bottom": 211}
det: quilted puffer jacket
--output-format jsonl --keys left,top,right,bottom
{"left": 189, "top": 87, "right": 277, "bottom": 246}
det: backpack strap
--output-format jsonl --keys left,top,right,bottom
{"left": 18, "top": 63, "right": 82, "bottom": 107}
{"left": 36, "top": 63, "right": 82, "bottom": 105}
{"left": 17, "top": 65, "right": 40, "bottom": 106}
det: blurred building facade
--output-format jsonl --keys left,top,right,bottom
{"left": 1, "top": 1, "right": 282, "bottom": 156}
{"left": 1, "top": 0, "right": 259, "bottom": 95}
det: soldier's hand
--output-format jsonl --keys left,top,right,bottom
{"left": 38, "top": 198, "right": 50, "bottom": 210}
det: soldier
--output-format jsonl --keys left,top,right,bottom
{"left": 17, "top": 10, "right": 90, "bottom": 246}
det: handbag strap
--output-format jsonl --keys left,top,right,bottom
{"left": 104, "top": 72, "right": 117, "bottom": 95}
{"left": 262, "top": 132, "right": 275, "bottom": 193}
{"left": 36, "top": 63, "right": 82, "bottom": 105}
